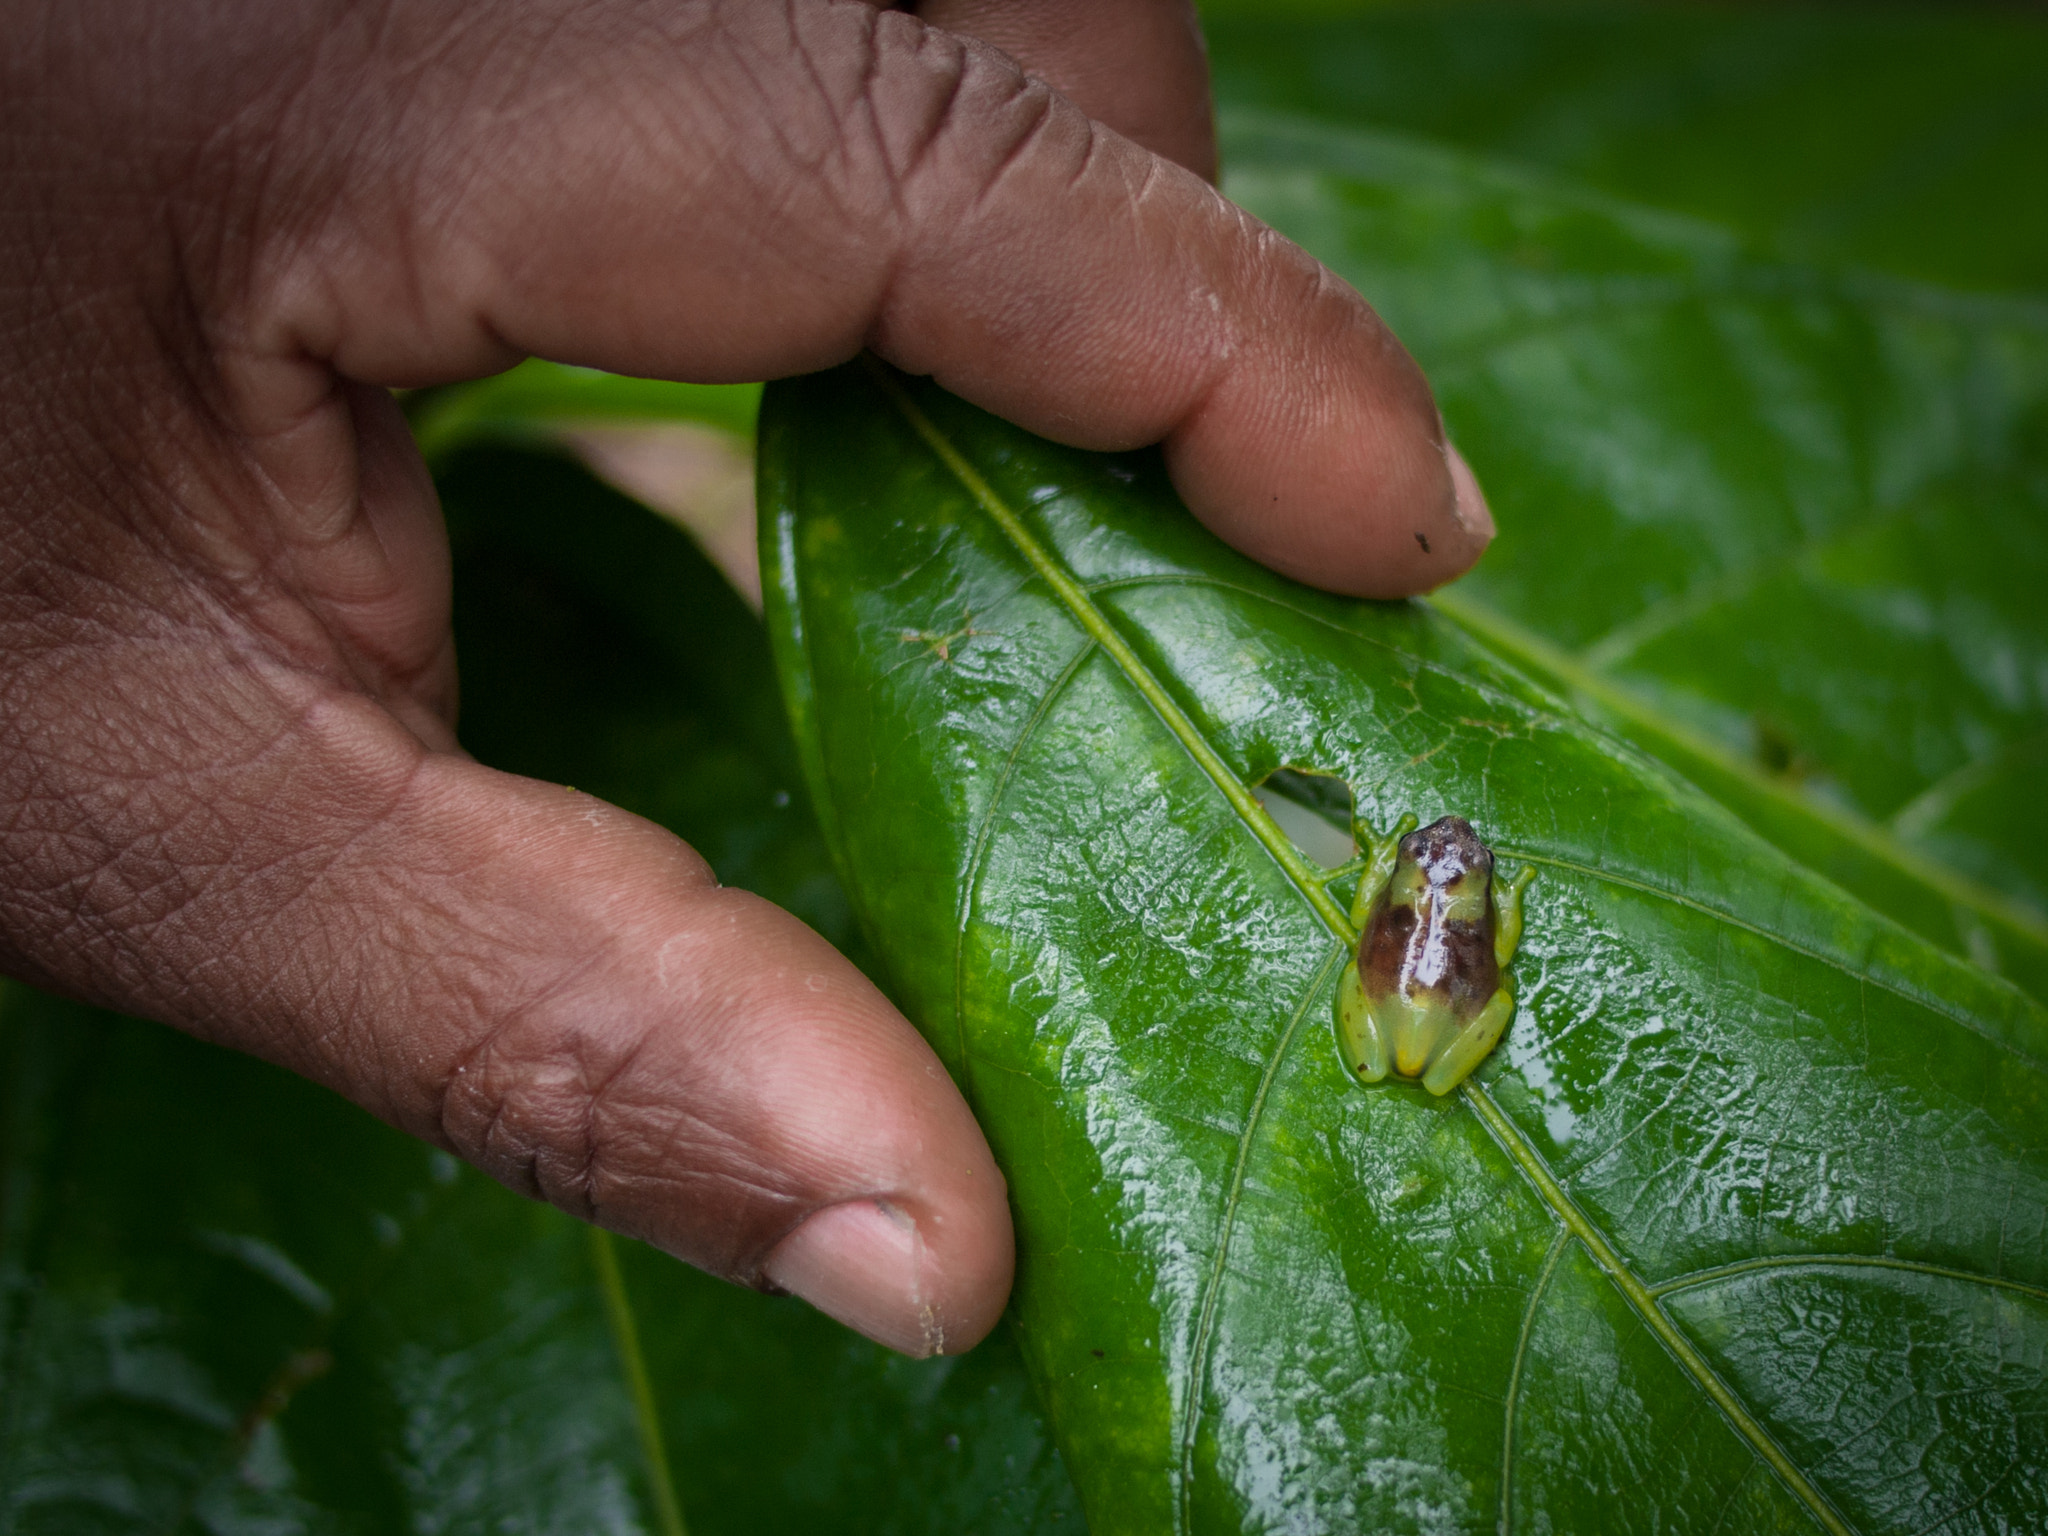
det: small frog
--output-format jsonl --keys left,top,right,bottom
{"left": 1334, "top": 814, "right": 1535, "bottom": 1096}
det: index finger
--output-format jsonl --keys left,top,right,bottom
{"left": 234, "top": 0, "right": 1488, "bottom": 596}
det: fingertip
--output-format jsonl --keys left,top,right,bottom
{"left": 333, "top": 763, "right": 1017, "bottom": 1348}
{"left": 763, "top": 1187, "right": 1014, "bottom": 1357}
{"left": 1163, "top": 370, "right": 1477, "bottom": 600}
{"left": 1446, "top": 440, "right": 1495, "bottom": 546}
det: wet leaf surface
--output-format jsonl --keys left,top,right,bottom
{"left": 10, "top": 8, "right": 2048, "bottom": 1529}
{"left": 760, "top": 356, "right": 2048, "bottom": 1533}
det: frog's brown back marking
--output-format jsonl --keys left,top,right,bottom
{"left": 1361, "top": 815, "right": 1500, "bottom": 1022}
{"left": 1363, "top": 901, "right": 1499, "bottom": 1018}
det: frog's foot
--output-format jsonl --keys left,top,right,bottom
{"left": 1321, "top": 853, "right": 1372, "bottom": 895}
{"left": 1420, "top": 987, "right": 1515, "bottom": 1096}
{"left": 1346, "top": 812, "right": 1418, "bottom": 929}
{"left": 1353, "top": 809, "right": 1421, "bottom": 851}
{"left": 1334, "top": 961, "right": 1389, "bottom": 1082}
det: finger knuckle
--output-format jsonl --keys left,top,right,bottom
{"left": 432, "top": 1003, "right": 800, "bottom": 1276}
{"left": 435, "top": 1012, "right": 622, "bottom": 1216}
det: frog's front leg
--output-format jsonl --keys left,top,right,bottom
{"left": 1335, "top": 960, "right": 1390, "bottom": 1081}
{"left": 1419, "top": 985, "right": 1515, "bottom": 1097}
{"left": 1493, "top": 865, "right": 1537, "bottom": 967}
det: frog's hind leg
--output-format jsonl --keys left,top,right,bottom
{"left": 1334, "top": 960, "right": 1389, "bottom": 1082}
{"left": 1420, "top": 988, "right": 1515, "bottom": 1097}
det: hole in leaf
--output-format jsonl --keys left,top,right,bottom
{"left": 1253, "top": 768, "right": 1356, "bottom": 870}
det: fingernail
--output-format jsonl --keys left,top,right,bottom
{"left": 763, "top": 1198, "right": 946, "bottom": 1357}
{"left": 1446, "top": 442, "right": 1496, "bottom": 543}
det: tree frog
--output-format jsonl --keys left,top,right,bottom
{"left": 1334, "top": 814, "right": 1535, "bottom": 1096}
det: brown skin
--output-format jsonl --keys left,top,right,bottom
{"left": 0, "top": 0, "right": 1492, "bottom": 1357}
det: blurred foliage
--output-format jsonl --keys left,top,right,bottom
{"left": 1206, "top": 1, "right": 2048, "bottom": 293}
{"left": 409, "top": 363, "right": 761, "bottom": 463}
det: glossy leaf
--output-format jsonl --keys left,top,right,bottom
{"left": 760, "top": 358, "right": 2048, "bottom": 1534}
{"left": 0, "top": 446, "right": 1082, "bottom": 1536}
{"left": 1218, "top": 113, "right": 2048, "bottom": 1004}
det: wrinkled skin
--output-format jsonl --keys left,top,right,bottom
{"left": 1335, "top": 815, "right": 1533, "bottom": 1096}
{"left": 0, "top": 0, "right": 1491, "bottom": 1357}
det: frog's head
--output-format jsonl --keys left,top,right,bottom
{"left": 1391, "top": 815, "right": 1495, "bottom": 924}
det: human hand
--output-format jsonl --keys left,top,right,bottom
{"left": 0, "top": 0, "right": 1491, "bottom": 1357}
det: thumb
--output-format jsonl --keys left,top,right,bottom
{"left": 402, "top": 760, "right": 1012, "bottom": 1356}
{"left": 0, "top": 502, "right": 1010, "bottom": 1355}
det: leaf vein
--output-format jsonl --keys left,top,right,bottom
{"left": 1499, "top": 1225, "right": 1571, "bottom": 1536}
{"left": 1502, "top": 851, "right": 2048, "bottom": 1070}
{"left": 1649, "top": 1253, "right": 2048, "bottom": 1305}
{"left": 951, "top": 637, "right": 1100, "bottom": 1090}
{"left": 1177, "top": 943, "right": 1347, "bottom": 1536}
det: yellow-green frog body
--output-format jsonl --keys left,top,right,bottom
{"left": 1335, "top": 814, "right": 1533, "bottom": 1096}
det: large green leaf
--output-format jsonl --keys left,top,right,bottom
{"left": 0, "top": 446, "right": 1083, "bottom": 1535}
{"left": 760, "top": 344, "right": 2048, "bottom": 1533}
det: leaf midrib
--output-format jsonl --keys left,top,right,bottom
{"left": 864, "top": 363, "right": 1853, "bottom": 1535}
{"left": 863, "top": 362, "right": 1347, "bottom": 944}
